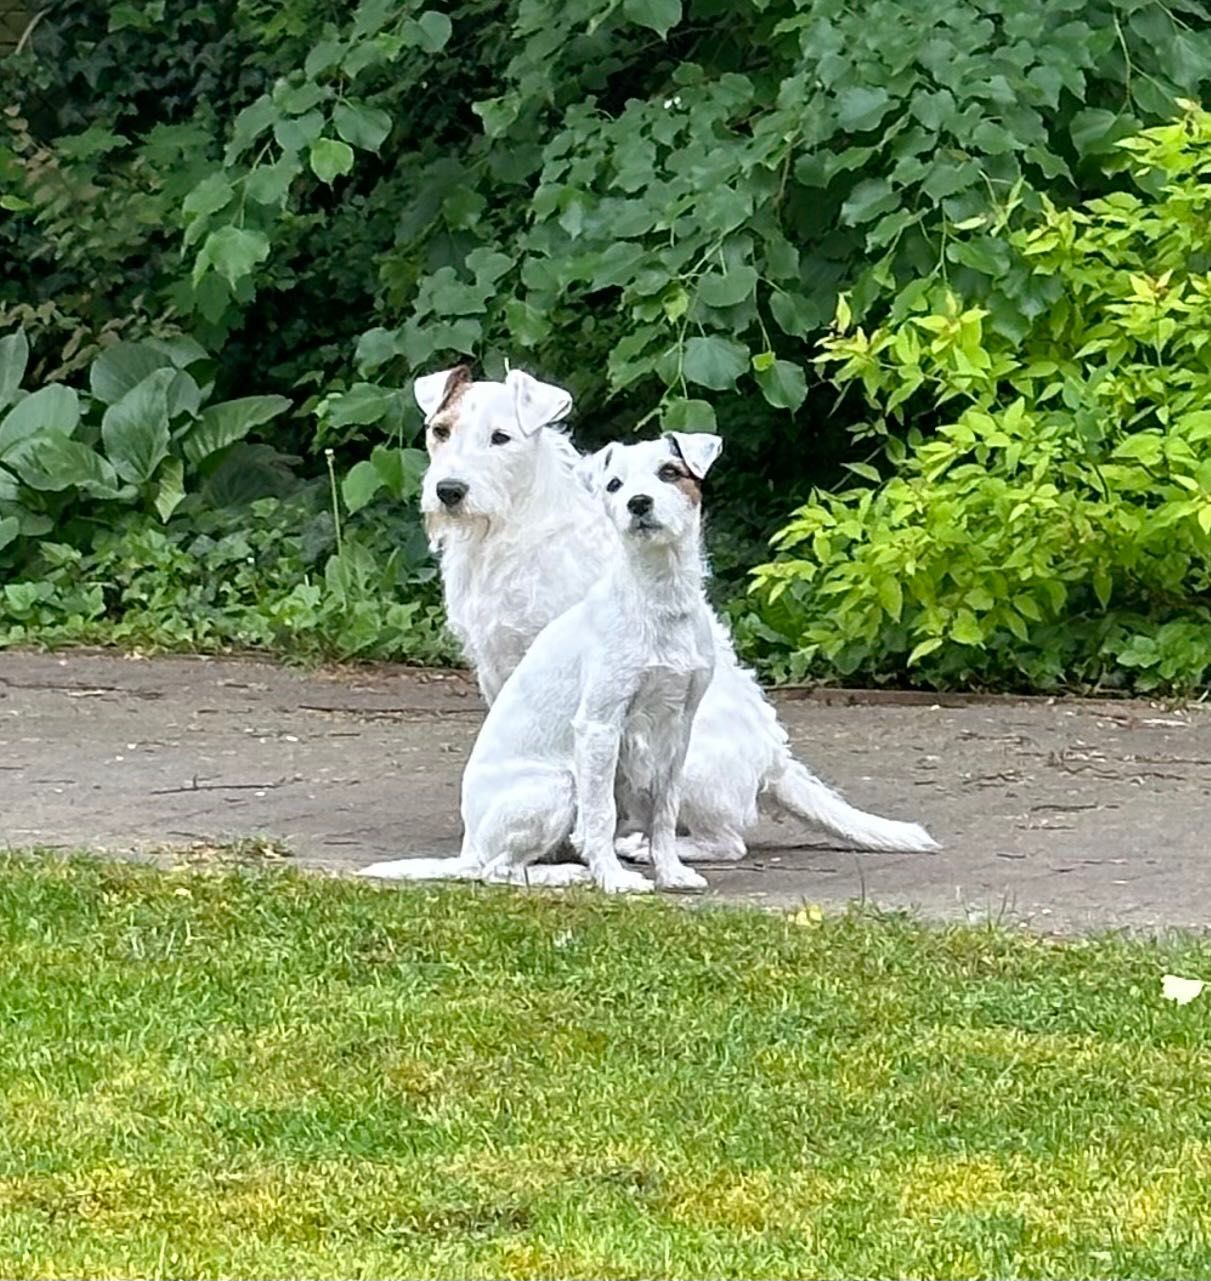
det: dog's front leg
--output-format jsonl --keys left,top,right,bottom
{"left": 647, "top": 669, "right": 713, "bottom": 893}
{"left": 572, "top": 696, "right": 653, "bottom": 895}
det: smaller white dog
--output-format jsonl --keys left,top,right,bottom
{"left": 360, "top": 431, "right": 724, "bottom": 894}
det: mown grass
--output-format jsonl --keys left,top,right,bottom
{"left": 0, "top": 855, "right": 1209, "bottom": 1279}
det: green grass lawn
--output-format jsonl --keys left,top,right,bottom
{"left": 1, "top": 856, "right": 1209, "bottom": 1279}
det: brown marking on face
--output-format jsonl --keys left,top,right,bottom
{"left": 672, "top": 469, "right": 702, "bottom": 506}
{"left": 425, "top": 365, "right": 473, "bottom": 456}
{"left": 661, "top": 441, "right": 703, "bottom": 505}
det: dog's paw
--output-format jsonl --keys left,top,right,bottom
{"left": 614, "top": 832, "right": 650, "bottom": 863}
{"left": 655, "top": 863, "right": 708, "bottom": 893}
{"left": 595, "top": 865, "right": 654, "bottom": 895}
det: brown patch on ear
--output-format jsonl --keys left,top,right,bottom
{"left": 435, "top": 364, "right": 472, "bottom": 416}
{"left": 665, "top": 437, "right": 703, "bottom": 504}
{"left": 425, "top": 366, "right": 474, "bottom": 454}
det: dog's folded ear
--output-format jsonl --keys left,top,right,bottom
{"left": 414, "top": 366, "right": 472, "bottom": 420}
{"left": 507, "top": 369, "right": 573, "bottom": 436}
{"left": 666, "top": 431, "right": 723, "bottom": 480}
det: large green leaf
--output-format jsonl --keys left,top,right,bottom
{"left": 755, "top": 359, "right": 807, "bottom": 411}
{"left": 698, "top": 265, "right": 758, "bottom": 309}
{"left": 0, "top": 386, "right": 80, "bottom": 462}
{"left": 0, "top": 515, "right": 17, "bottom": 553}
{"left": 323, "top": 384, "right": 394, "bottom": 430}
{"left": 770, "top": 290, "right": 821, "bottom": 338}
{"left": 272, "top": 108, "right": 324, "bottom": 156}
{"left": 623, "top": 0, "right": 680, "bottom": 38}
{"left": 182, "top": 173, "right": 234, "bottom": 222}
{"left": 841, "top": 178, "right": 898, "bottom": 226}
{"left": 683, "top": 336, "right": 749, "bottom": 391}
{"left": 504, "top": 299, "right": 550, "bottom": 347}
{"left": 354, "top": 327, "right": 401, "bottom": 375}
{"left": 145, "top": 336, "right": 209, "bottom": 370}
{"left": 341, "top": 446, "right": 426, "bottom": 514}
{"left": 90, "top": 342, "right": 173, "bottom": 405}
{"left": 409, "top": 10, "right": 452, "bottom": 51}
{"left": 663, "top": 398, "right": 717, "bottom": 432}
{"left": 333, "top": 102, "right": 392, "bottom": 152}
{"left": 181, "top": 395, "right": 291, "bottom": 466}
{"left": 102, "top": 368, "right": 175, "bottom": 484}
{"left": 14, "top": 435, "right": 126, "bottom": 498}
{"left": 194, "top": 226, "right": 271, "bottom": 288}
{"left": 167, "top": 371, "right": 203, "bottom": 420}
{"left": 154, "top": 457, "right": 186, "bottom": 522}
{"left": 309, "top": 137, "right": 355, "bottom": 184}
{"left": 372, "top": 446, "right": 426, "bottom": 501}
{"left": 227, "top": 94, "right": 278, "bottom": 159}
{"left": 245, "top": 155, "right": 301, "bottom": 206}
{"left": 198, "top": 443, "right": 299, "bottom": 508}
{"left": 342, "top": 460, "right": 382, "bottom": 514}
{"left": 0, "top": 330, "right": 29, "bottom": 411}
{"left": 836, "top": 85, "right": 892, "bottom": 132}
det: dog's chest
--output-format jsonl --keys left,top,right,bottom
{"left": 620, "top": 666, "right": 696, "bottom": 766}
{"left": 443, "top": 540, "right": 589, "bottom": 660}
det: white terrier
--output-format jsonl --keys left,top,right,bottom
{"left": 360, "top": 432, "right": 723, "bottom": 894}
{"left": 410, "top": 365, "right": 939, "bottom": 862}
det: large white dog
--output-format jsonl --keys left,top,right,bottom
{"left": 361, "top": 433, "right": 722, "bottom": 894}
{"left": 413, "top": 365, "right": 938, "bottom": 862}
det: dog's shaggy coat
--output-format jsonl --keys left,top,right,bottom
{"left": 412, "top": 367, "right": 938, "bottom": 863}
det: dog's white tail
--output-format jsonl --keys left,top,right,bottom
{"left": 767, "top": 757, "right": 940, "bottom": 852}
{"left": 358, "top": 856, "right": 479, "bottom": 881}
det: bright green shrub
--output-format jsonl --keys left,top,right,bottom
{"left": 752, "top": 104, "right": 1211, "bottom": 693}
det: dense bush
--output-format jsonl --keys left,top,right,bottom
{"left": 752, "top": 105, "right": 1211, "bottom": 692}
{"left": 1, "top": 488, "right": 454, "bottom": 661}
{"left": 4, "top": 0, "right": 1211, "bottom": 687}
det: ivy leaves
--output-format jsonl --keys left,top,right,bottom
{"left": 168, "top": 0, "right": 1211, "bottom": 447}
{"left": 683, "top": 338, "right": 750, "bottom": 392}
{"left": 184, "top": 0, "right": 451, "bottom": 313}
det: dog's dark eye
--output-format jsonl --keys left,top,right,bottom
{"left": 490, "top": 430, "right": 511, "bottom": 446}
{"left": 431, "top": 424, "right": 450, "bottom": 442}
{"left": 658, "top": 463, "right": 681, "bottom": 483}
{"left": 606, "top": 478, "right": 622, "bottom": 493}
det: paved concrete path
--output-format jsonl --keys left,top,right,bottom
{"left": 2, "top": 651, "right": 1209, "bottom": 931}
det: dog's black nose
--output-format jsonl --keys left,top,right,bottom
{"left": 627, "top": 494, "right": 653, "bottom": 516}
{"left": 436, "top": 479, "right": 468, "bottom": 508}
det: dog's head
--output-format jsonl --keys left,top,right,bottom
{"left": 415, "top": 365, "right": 573, "bottom": 525}
{"left": 579, "top": 433, "right": 723, "bottom": 546}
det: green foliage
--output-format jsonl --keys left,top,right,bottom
{"left": 0, "top": 331, "right": 292, "bottom": 552}
{"left": 0, "top": 329, "right": 453, "bottom": 666}
{"left": 9, "top": 0, "right": 1211, "bottom": 435}
{"left": 752, "top": 104, "right": 1211, "bottom": 693}
{"left": 0, "top": 490, "right": 456, "bottom": 664}
{"left": 7, "top": 0, "right": 1211, "bottom": 684}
